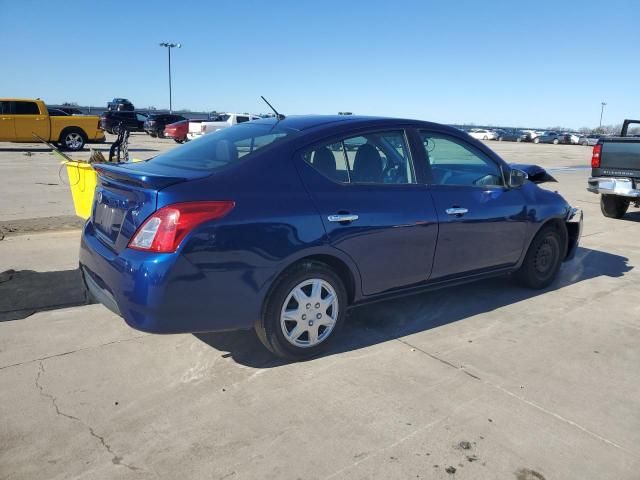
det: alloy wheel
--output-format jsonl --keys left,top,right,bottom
{"left": 65, "top": 132, "right": 83, "bottom": 150}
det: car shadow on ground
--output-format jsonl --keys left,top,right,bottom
{"left": 621, "top": 211, "right": 640, "bottom": 223}
{"left": 0, "top": 268, "right": 91, "bottom": 321}
{"left": 194, "top": 247, "right": 632, "bottom": 368}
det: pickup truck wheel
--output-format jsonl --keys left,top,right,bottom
{"left": 60, "top": 129, "right": 86, "bottom": 151}
{"left": 256, "top": 262, "right": 347, "bottom": 360}
{"left": 600, "top": 194, "right": 630, "bottom": 219}
{"left": 174, "top": 138, "right": 186, "bottom": 144}
{"left": 516, "top": 225, "right": 563, "bottom": 289}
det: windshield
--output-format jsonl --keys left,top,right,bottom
{"left": 152, "top": 123, "right": 292, "bottom": 171}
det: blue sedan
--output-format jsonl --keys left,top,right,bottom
{"left": 80, "top": 116, "right": 583, "bottom": 359}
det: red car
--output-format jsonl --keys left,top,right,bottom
{"left": 163, "top": 119, "right": 189, "bottom": 143}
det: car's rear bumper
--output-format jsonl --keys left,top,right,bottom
{"left": 587, "top": 177, "right": 640, "bottom": 198}
{"left": 79, "top": 222, "right": 261, "bottom": 334}
{"left": 565, "top": 207, "right": 583, "bottom": 261}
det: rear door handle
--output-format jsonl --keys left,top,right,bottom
{"left": 328, "top": 214, "right": 359, "bottom": 223}
{"left": 445, "top": 207, "right": 468, "bottom": 216}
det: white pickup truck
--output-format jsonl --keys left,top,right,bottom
{"left": 187, "top": 113, "right": 260, "bottom": 140}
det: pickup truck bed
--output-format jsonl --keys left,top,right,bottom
{"left": 588, "top": 120, "right": 640, "bottom": 218}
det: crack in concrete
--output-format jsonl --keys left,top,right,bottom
{"left": 0, "top": 334, "right": 147, "bottom": 371}
{"left": 34, "top": 361, "right": 142, "bottom": 472}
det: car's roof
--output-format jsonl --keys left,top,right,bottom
{"left": 250, "top": 115, "right": 454, "bottom": 134}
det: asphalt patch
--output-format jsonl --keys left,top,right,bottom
{"left": 0, "top": 268, "right": 90, "bottom": 321}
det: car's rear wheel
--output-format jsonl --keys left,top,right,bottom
{"left": 533, "top": 138, "right": 540, "bottom": 144}
{"left": 552, "top": 138, "right": 559, "bottom": 145}
{"left": 59, "top": 128, "right": 86, "bottom": 151}
{"left": 256, "top": 262, "right": 347, "bottom": 360}
{"left": 516, "top": 225, "right": 564, "bottom": 289}
{"left": 600, "top": 194, "right": 630, "bottom": 219}
{"left": 174, "top": 137, "right": 186, "bottom": 144}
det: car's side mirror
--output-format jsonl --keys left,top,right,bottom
{"left": 509, "top": 168, "right": 527, "bottom": 188}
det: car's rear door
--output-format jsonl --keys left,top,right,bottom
{"left": 13, "top": 101, "right": 50, "bottom": 141}
{"left": 0, "top": 101, "right": 15, "bottom": 140}
{"left": 418, "top": 130, "right": 528, "bottom": 279}
{"left": 297, "top": 128, "right": 438, "bottom": 296}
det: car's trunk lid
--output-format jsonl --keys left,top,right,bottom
{"left": 91, "top": 161, "right": 210, "bottom": 252}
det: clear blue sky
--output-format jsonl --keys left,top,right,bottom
{"left": 1, "top": 0, "right": 638, "bottom": 128}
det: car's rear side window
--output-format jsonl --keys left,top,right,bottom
{"left": 303, "top": 130, "right": 415, "bottom": 185}
{"left": 152, "top": 123, "right": 291, "bottom": 171}
{"left": 14, "top": 101, "right": 40, "bottom": 115}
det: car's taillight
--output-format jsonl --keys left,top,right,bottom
{"left": 591, "top": 144, "right": 602, "bottom": 168}
{"left": 128, "top": 201, "right": 235, "bottom": 253}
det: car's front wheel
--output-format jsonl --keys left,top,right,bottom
{"left": 533, "top": 138, "right": 540, "bottom": 144}
{"left": 600, "top": 194, "right": 630, "bottom": 218}
{"left": 552, "top": 138, "right": 559, "bottom": 144}
{"left": 256, "top": 262, "right": 347, "bottom": 360}
{"left": 516, "top": 225, "right": 564, "bottom": 289}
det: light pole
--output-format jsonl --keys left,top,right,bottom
{"left": 599, "top": 101, "right": 607, "bottom": 129}
{"left": 159, "top": 42, "right": 181, "bottom": 113}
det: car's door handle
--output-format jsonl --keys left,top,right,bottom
{"left": 328, "top": 214, "right": 359, "bottom": 223}
{"left": 445, "top": 207, "right": 469, "bottom": 216}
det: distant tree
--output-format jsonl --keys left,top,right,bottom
{"left": 148, "top": 106, "right": 157, "bottom": 111}
{"left": 62, "top": 101, "right": 79, "bottom": 106}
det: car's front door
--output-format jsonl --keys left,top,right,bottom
{"left": 418, "top": 130, "right": 529, "bottom": 279}
{"left": 297, "top": 129, "right": 438, "bottom": 295}
{"left": 0, "top": 101, "right": 15, "bottom": 140}
{"left": 13, "top": 101, "right": 50, "bottom": 141}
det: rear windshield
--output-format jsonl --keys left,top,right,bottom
{"left": 152, "top": 123, "right": 292, "bottom": 171}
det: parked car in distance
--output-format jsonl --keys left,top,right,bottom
{"left": 55, "top": 106, "right": 84, "bottom": 115}
{"left": 187, "top": 113, "right": 260, "bottom": 140}
{"left": 564, "top": 132, "right": 581, "bottom": 145}
{"left": 143, "top": 114, "right": 187, "bottom": 138}
{"left": 587, "top": 119, "right": 640, "bottom": 218}
{"left": 579, "top": 134, "right": 601, "bottom": 146}
{"left": 107, "top": 98, "right": 135, "bottom": 112}
{"left": 164, "top": 119, "right": 189, "bottom": 143}
{"left": 534, "top": 131, "right": 566, "bottom": 144}
{"left": 80, "top": 115, "right": 582, "bottom": 359}
{"left": 497, "top": 129, "right": 528, "bottom": 142}
{"left": 100, "top": 111, "right": 148, "bottom": 134}
{"left": 467, "top": 128, "right": 497, "bottom": 140}
{"left": 0, "top": 98, "right": 104, "bottom": 150}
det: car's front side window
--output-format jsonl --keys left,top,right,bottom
{"left": 420, "top": 131, "right": 504, "bottom": 187}
{"left": 303, "top": 130, "right": 415, "bottom": 185}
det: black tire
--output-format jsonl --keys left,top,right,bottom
{"left": 59, "top": 128, "right": 86, "bottom": 151}
{"left": 112, "top": 124, "right": 121, "bottom": 135}
{"left": 600, "top": 194, "right": 630, "bottom": 219}
{"left": 174, "top": 137, "right": 186, "bottom": 144}
{"left": 516, "top": 225, "right": 564, "bottom": 289}
{"left": 256, "top": 262, "right": 347, "bottom": 360}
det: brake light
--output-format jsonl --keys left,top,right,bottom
{"left": 591, "top": 144, "right": 602, "bottom": 168}
{"left": 128, "top": 201, "right": 235, "bottom": 253}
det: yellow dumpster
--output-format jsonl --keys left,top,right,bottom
{"left": 64, "top": 161, "right": 97, "bottom": 220}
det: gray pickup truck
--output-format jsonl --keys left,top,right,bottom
{"left": 587, "top": 119, "right": 640, "bottom": 218}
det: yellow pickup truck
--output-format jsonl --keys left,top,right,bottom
{"left": 0, "top": 98, "right": 105, "bottom": 151}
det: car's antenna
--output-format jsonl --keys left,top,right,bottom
{"left": 261, "top": 96, "right": 285, "bottom": 120}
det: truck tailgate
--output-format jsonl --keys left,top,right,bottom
{"left": 600, "top": 138, "right": 640, "bottom": 175}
